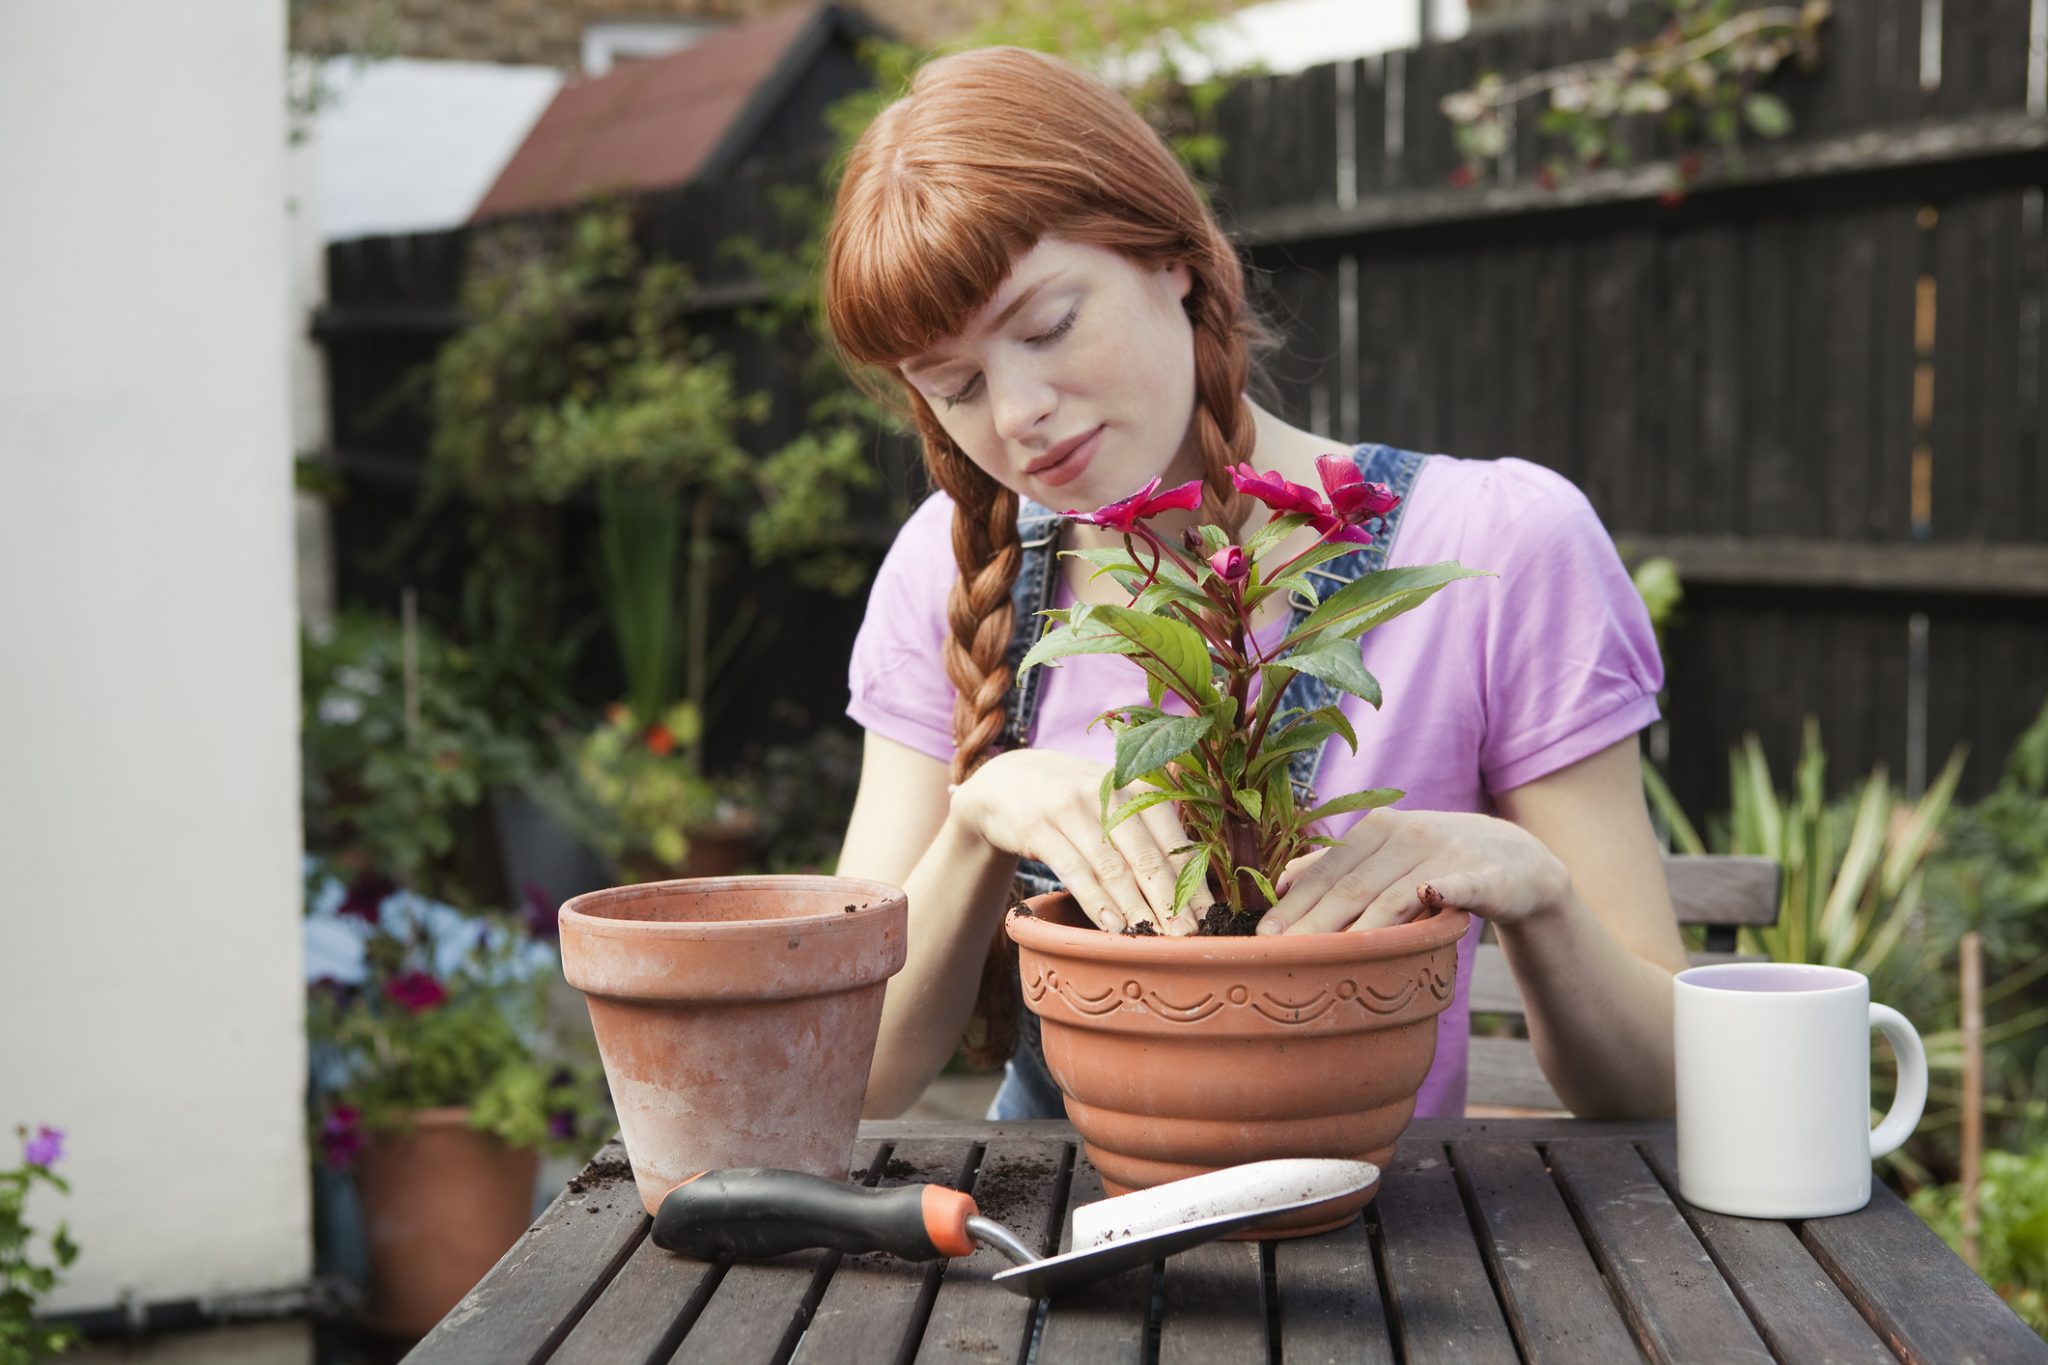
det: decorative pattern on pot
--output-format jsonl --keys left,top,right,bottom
{"left": 1023, "top": 958, "right": 1455, "bottom": 1028}
{"left": 560, "top": 876, "right": 908, "bottom": 1216}
{"left": 1008, "top": 891, "right": 1469, "bottom": 1236}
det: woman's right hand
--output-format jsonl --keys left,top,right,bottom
{"left": 950, "top": 749, "right": 1199, "bottom": 935}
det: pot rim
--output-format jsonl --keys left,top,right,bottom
{"left": 1007, "top": 891, "right": 1470, "bottom": 962}
{"left": 560, "top": 874, "right": 907, "bottom": 940}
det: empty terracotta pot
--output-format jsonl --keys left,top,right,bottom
{"left": 559, "top": 875, "right": 908, "bottom": 1215}
{"left": 353, "top": 1107, "right": 539, "bottom": 1339}
{"left": 1008, "top": 891, "right": 1469, "bottom": 1235}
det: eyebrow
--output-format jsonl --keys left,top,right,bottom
{"left": 904, "top": 278, "right": 1057, "bottom": 378}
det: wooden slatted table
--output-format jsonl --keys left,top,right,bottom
{"left": 403, "top": 1118, "right": 2047, "bottom": 1364}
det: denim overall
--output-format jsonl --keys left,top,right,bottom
{"left": 987, "top": 442, "right": 1429, "bottom": 1119}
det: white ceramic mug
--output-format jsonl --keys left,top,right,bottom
{"left": 1674, "top": 962, "right": 1928, "bottom": 1218}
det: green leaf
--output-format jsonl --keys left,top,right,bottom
{"left": 1172, "top": 845, "right": 1213, "bottom": 914}
{"left": 1309, "top": 705, "right": 1359, "bottom": 754}
{"left": 1112, "top": 714, "right": 1213, "bottom": 788}
{"left": 1017, "top": 607, "right": 1136, "bottom": 676}
{"left": 1243, "top": 511, "right": 1312, "bottom": 560}
{"left": 1099, "top": 766, "right": 1118, "bottom": 827}
{"left": 1261, "top": 574, "right": 1318, "bottom": 607}
{"left": 1291, "top": 562, "right": 1489, "bottom": 648}
{"left": 1088, "top": 604, "right": 1219, "bottom": 707}
{"left": 1742, "top": 91, "right": 1792, "bottom": 139}
{"left": 1196, "top": 524, "right": 1231, "bottom": 553}
{"left": 1242, "top": 867, "right": 1279, "bottom": 906}
{"left": 1246, "top": 722, "right": 1336, "bottom": 784}
{"left": 1105, "top": 788, "right": 1183, "bottom": 833}
{"left": 1302, "top": 788, "right": 1403, "bottom": 824}
{"left": 1235, "top": 787, "right": 1263, "bottom": 822}
{"left": 1277, "top": 638, "right": 1383, "bottom": 708}
{"left": 1134, "top": 578, "right": 1215, "bottom": 618}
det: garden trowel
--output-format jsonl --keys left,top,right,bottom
{"left": 651, "top": 1157, "right": 1378, "bottom": 1297}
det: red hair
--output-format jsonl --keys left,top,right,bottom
{"left": 824, "top": 46, "right": 1265, "bottom": 786}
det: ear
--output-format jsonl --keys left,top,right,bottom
{"left": 1164, "top": 259, "right": 1193, "bottom": 302}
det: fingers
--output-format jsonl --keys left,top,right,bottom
{"left": 1029, "top": 828, "right": 1127, "bottom": 933}
{"left": 1258, "top": 815, "right": 1400, "bottom": 935}
{"left": 1133, "top": 803, "right": 1199, "bottom": 936}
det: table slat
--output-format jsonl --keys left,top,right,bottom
{"left": 1035, "top": 1152, "right": 1154, "bottom": 1365}
{"left": 1798, "top": 1177, "right": 2048, "bottom": 1365}
{"left": 913, "top": 1137, "right": 1071, "bottom": 1365}
{"left": 1635, "top": 1136, "right": 1897, "bottom": 1364}
{"left": 1160, "top": 1239, "right": 1268, "bottom": 1364}
{"left": 1451, "top": 1138, "right": 1642, "bottom": 1363}
{"left": 1547, "top": 1139, "right": 1772, "bottom": 1364}
{"left": 789, "top": 1139, "right": 976, "bottom": 1365}
{"left": 1273, "top": 1213, "right": 1396, "bottom": 1365}
{"left": 405, "top": 1140, "right": 646, "bottom": 1365}
{"left": 1375, "top": 1139, "right": 1519, "bottom": 1365}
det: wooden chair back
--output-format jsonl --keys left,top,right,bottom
{"left": 1466, "top": 854, "right": 1782, "bottom": 1114}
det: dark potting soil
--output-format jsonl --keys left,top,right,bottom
{"left": 1201, "top": 902, "right": 1261, "bottom": 936}
{"left": 564, "top": 1156, "right": 634, "bottom": 1195}
{"left": 1120, "top": 920, "right": 1158, "bottom": 937}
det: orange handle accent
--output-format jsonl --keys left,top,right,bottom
{"left": 921, "top": 1185, "right": 978, "bottom": 1257}
{"left": 660, "top": 1170, "right": 710, "bottom": 1203}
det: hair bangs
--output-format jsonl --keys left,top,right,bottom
{"left": 825, "top": 166, "right": 1044, "bottom": 372}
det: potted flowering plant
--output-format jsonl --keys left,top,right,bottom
{"left": 1005, "top": 456, "right": 1486, "bottom": 1232}
{"left": 306, "top": 864, "right": 603, "bottom": 1338}
{"left": 565, "top": 701, "right": 759, "bottom": 881}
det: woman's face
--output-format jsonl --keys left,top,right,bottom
{"left": 900, "top": 238, "right": 1200, "bottom": 510}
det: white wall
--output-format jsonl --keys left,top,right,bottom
{"left": 0, "top": 0, "right": 310, "bottom": 1314}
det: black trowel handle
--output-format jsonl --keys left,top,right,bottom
{"left": 652, "top": 1168, "right": 980, "bottom": 1262}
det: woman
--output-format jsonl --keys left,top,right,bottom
{"left": 822, "top": 46, "right": 1689, "bottom": 1122}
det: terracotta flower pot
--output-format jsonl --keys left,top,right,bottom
{"left": 1007, "top": 891, "right": 1470, "bottom": 1236}
{"left": 352, "top": 1107, "right": 540, "bottom": 1339}
{"left": 558, "top": 875, "right": 908, "bottom": 1215}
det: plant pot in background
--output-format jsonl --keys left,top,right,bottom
{"left": 491, "top": 786, "right": 616, "bottom": 906}
{"left": 352, "top": 1107, "right": 540, "bottom": 1339}
{"left": 558, "top": 875, "right": 907, "bottom": 1215}
{"left": 1007, "top": 891, "right": 1469, "bottom": 1236}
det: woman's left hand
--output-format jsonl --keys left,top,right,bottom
{"left": 1257, "top": 807, "right": 1571, "bottom": 935}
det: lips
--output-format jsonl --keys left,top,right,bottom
{"left": 1027, "top": 425, "right": 1103, "bottom": 488}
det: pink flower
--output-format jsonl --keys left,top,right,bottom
{"left": 1231, "top": 463, "right": 1380, "bottom": 546}
{"left": 383, "top": 970, "right": 447, "bottom": 1014}
{"left": 320, "top": 1106, "right": 365, "bottom": 1171}
{"left": 1316, "top": 454, "right": 1401, "bottom": 525}
{"left": 1066, "top": 477, "right": 1203, "bottom": 532}
{"left": 22, "top": 1125, "right": 63, "bottom": 1167}
{"left": 1229, "top": 464, "right": 1328, "bottom": 519}
{"left": 1209, "top": 545, "right": 1248, "bottom": 583}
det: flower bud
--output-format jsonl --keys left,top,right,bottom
{"left": 1209, "top": 545, "right": 1249, "bottom": 583}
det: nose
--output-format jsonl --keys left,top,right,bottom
{"left": 986, "top": 358, "right": 1056, "bottom": 445}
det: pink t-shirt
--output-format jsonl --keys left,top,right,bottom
{"left": 847, "top": 454, "right": 1665, "bottom": 1116}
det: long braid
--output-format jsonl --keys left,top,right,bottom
{"left": 910, "top": 396, "right": 1027, "bottom": 1069}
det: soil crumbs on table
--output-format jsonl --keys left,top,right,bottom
{"left": 565, "top": 1156, "right": 633, "bottom": 1195}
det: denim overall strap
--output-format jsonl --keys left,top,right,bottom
{"left": 1002, "top": 496, "right": 1067, "bottom": 900}
{"left": 1275, "top": 443, "right": 1428, "bottom": 803}
{"left": 998, "top": 497, "right": 1064, "bottom": 752}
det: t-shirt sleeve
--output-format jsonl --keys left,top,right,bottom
{"left": 845, "top": 491, "right": 961, "bottom": 764}
{"left": 1471, "top": 459, "right": 1664, "bottom": 792}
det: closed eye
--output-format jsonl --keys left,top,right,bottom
{"left": 937, "top": 307, "right": 1077, "bottom": 409}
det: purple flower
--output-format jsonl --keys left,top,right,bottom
{"left": 521, "top": 882, "right": 559, "bottom": 941}
{"left": 548, "top": 1111, "right": 577, "bottom": 1142}
{"left": 1208, "top": 545, "right": 1248, "bottom": 583}
{"left": 320, "top": 1106, "right": 364, "bottom": 1171}
{"left": 383, "top": 970, "right": 447, "bottom": 1014}
{"left": 23, "top": 1125, "right": 63, "bottom": 1167}
{"left": 338, "top": 872, "right": 398, "bottom": 925}
{"left": 1065, "top": 477, "right": 1204, "bottom": 533}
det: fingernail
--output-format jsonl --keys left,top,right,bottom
{"left": 1257, "top": 918, "right": 1283, "bottom": 935}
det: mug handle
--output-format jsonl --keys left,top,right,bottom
{"left": 1869, "top": 1003, "right": 1928, "bottom": 1159}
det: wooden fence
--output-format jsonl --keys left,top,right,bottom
{"left": 317, "top": 0, "right": 2048, "bottom": 820}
